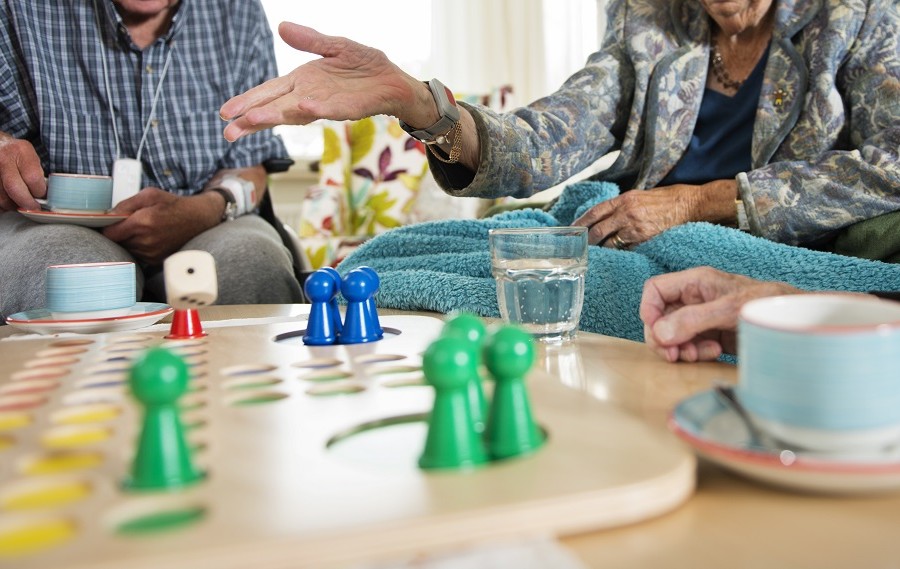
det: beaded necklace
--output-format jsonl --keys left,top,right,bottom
{"left": 709, "top": 41, "right": 745, "bottom": 91}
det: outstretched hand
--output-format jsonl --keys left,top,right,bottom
{"left": 639, "top": 267, "right": 802, "bottom": 362}
{"left": 220, "top": 23, "right": 423, "bottom": 142}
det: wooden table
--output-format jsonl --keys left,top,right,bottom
{"left": 2, "top": 305, "right": 898, "bottom": 568}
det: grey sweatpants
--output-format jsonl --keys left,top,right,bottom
{"left": 0, "top": 211, "right": 303, "bottom": 320}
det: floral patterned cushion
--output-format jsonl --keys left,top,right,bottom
{"left": 297, "top": 115, "right": 429, "bottom": 269}
{"left": 297, "top": 87, "right": 515, "bottom": 270}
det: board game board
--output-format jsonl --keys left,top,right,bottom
{"left": 0, "top": 313, "right": 695, "bottom": 569}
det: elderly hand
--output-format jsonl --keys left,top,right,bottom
{"left": 639, "top": 267, "right": 802, "bottom": 362}
{"left": 220, "top": 23, "right": 428, "bottom": 142}
{"left": 103, "top": 189, "right": 220, "bottom": 266}
{"left": 0, "top": 132, "right": 45, "bottom": 212}
{"left": 572, "top": 180, "right": 739, "bottom": 248}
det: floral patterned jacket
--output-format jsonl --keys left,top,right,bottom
{"left": 435, "top": 0, "right": 900, "bottom": 246}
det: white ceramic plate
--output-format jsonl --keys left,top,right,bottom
{"left": 6, "top": 302, "right": 173, "bottom": 335}
{"left": 669, "top": 389, "right": 900, "bottom": 494}
{"left": 18, "top": 208, "right": 128, "bottom": 228}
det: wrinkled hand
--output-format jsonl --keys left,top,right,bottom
{"left": 572, "top": 184, "right": 705, "bottom": 248}
{"left": 102, "top": 189, "right": 218, "bottom": 266}
{"left": 220, "top": 23, "right": 420, "bottom": 142}
{"left": 639, "top": 267, "right": 802, "bottom": 363}
{"left": 0, "top": 133, "right": 45, "bottom": 212}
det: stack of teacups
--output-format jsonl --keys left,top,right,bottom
{"left": 46, "top": 173, "right": 114, "bottom": 213}
{"left": 45, "top": 262, "right": 137, "bottom": 319}
{"left": 736, "top": 294, "right": 900, "bottom": 453}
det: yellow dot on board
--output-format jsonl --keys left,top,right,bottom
{"left": 2, "top": 481, "right": 91, "bottom": 511}
{"left": 41, "top": 426, "right": 111, "bottom": 450}
{"left": 0, "top": 518, "right": 76, "bottom": 557}
{"left": 0, "top": 435, "right": 13, "bottom": 452}
{"left": 52, "top": 404, "right": 121, "bottom": 426}
{"left": 0, "top": 413, "right": 31, "bottom": 432}
{"left": 21, "top": 452, "right": 104, "bottom": 476}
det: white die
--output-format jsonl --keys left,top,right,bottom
{"left": 163, "top": 250, "right": 218, "bottom": 309}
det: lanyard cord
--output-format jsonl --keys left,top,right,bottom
{"left": 93, "top": 0, "right": 120, "bottom": 160}
{"left": 92, "top": 0, "right": 176, "bottom": 163}
{"left": 135, "top": 45, "right": 174, "bottom": 161}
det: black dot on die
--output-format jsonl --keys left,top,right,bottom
{"left": 188, "top": 268, "right": 195, "bottom": 274}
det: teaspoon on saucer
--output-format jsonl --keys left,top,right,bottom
{"left": 712, "top": 381, "right": 799, "bottom": 466}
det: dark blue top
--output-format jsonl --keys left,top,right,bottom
{"left": 659, "top": 46, "right": 770, "bottom": 186}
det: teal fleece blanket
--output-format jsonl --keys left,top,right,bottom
{"left": 338, "top": 182, "right": 900, "bottom": 343}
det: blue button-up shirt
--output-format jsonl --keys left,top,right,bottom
{"left": 0, "top": 0, "right": 287, "bottom": 195}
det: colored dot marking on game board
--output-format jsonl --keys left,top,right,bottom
{"left": 0, "top": 379, "right": 60, "bottom": 396}
{"left": 226, "top": 391, "right": 289, "bottom": 406}
{"left": 1, "top": 479, "right": 92, "bottom": 511}
{"left": 11, "top": 368, "right": 69, "bottom": 382}
{"left": 76, "top": 377, "right": 127, "bottom": 390}
{"left": 108, "top": 334, "right": 154, "bottom": 344}
{"left": 52, "top": 404, "right": 121, "bottom": 426}
{"left": 354, "top": 353, "right": 407, "bottom": 364}
{"left": 49, "top": 338, "right": 95, "bottom": 347}
{"left": 165, "top": 346, "right": 208, "bottom": 358}
{"left": 102, "top": 344, "right": 146, "bottom": 355}
{"left": 35, "top": 346, "right": 89, "bottom": 358}
{"left": 179, "top": 397, "right": 207, "bottom": 412}
{"left": 0, "top": 394, "right": 48, "bottom": 413}
{"left": 298, "top": 370, "right": 354, "bottom": 383}
{"left": 24, "top": 356, "right": 80, "bottom": 369}
{"left": 86, "top": 362, "right": 131, "bottom": 376}
{"left": 21, "top": 452, "right": 104, "bottom": 475}
{"left": 306, "top": 383, "right": 366, "bottom": 397}
{"left": 63, "top": 388, "right": 125, "bottom": 406}
{"left": 223, "top": 377, "right": 283, "bottom": 390}
{"left": 368, "top": 365, "right": 422, "bottom": 376}
{"left": 113, "top": 505, "right": 207, "bottom": 536}
{"left": 381, "top": 377, "right": 427, "bottom": 388}
{"left": 183, "top": 417, "right": 207, "bottom": 432}
{"left": 220, "top": 363, "right": 278, "bottom": 376}
{"left": 109, "top": 335, "right": 153, "bottom": 345}
{"left": 182, "top": 355, "right": 207, "bottom": 368}
{"left": 291, "top": 358, "right": 343, "bottom": 369}
{"left": 41, "top": 425, "right": 112, "bottom": 449}
{"left": 0, "top": 435, "right": 13, "bottom": 452}
{"left": 0, "top": 518, "right": 76, "bottom": 557}
{"left": 0, "top": 413, "right": 31, "bottom": 431}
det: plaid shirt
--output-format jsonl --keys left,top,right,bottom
{"left": 0, "top": 0, "right": 287, "bottom": 195}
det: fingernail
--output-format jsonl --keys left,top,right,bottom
{"left": 655, "top": 320, "right": 675, "bottom": 343}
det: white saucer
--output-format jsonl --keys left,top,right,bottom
{"left": 18, "top": 208, "right": 128, "bottom": 228}
{"left": 669, "top": 389, "right": 900, "bottom": 494}
{"left": 5, "top": 302, "right": 173, "bottom": 335}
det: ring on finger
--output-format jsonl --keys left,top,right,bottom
{"left": 611, "top": 234, "right": 628, "bottom": 250}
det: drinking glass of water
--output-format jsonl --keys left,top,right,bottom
{"left": 489, "top": 226, "right": 588, "bottom": 343}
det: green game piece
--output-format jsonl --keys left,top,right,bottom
{"left": 126, "top": 347, "right": 203, "bottom": 490}
{"left": 483, "top": 325, "right": 544, "bottom": 460}
{"left": 441, "top": 313, "right": 489, "bottom": 433}
{"left": 418, "top": 336, "right": 488, "bottom": 470}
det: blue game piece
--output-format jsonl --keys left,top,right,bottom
{"left": 319, "top": 266, "right": 344, "bottom": 338}
{"left": 357, "top": 266, "right": 383, "bottom": 339}
{"left": 339, "top": 268, "right": 381, "bottom": 344}
{"left": 303, "top": 270, "right": 339, "bottom": 345}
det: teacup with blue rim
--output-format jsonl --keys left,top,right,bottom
{"left": 46, "top": 262, "right": 136, "bottom": 319}
{"left": 46, "top": 173, "right": 114, "bottom": 213}
{"left": 737, "top": 294, "right": 900, "bottom": 453}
